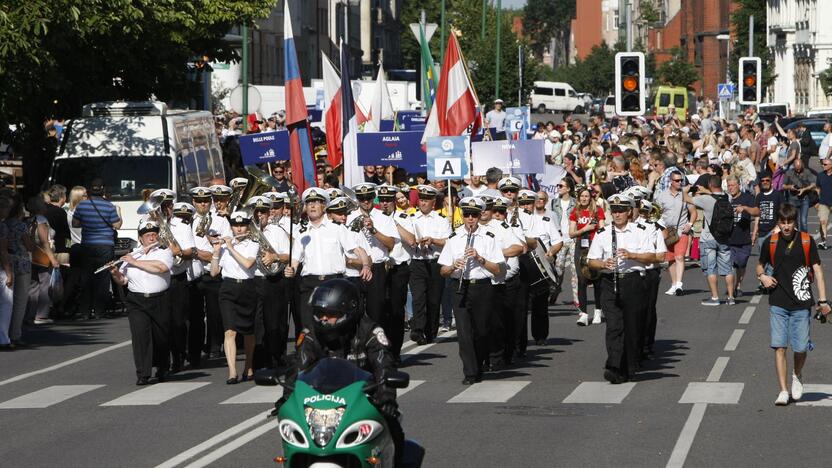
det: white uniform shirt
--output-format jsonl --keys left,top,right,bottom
{"left": 344, "top": 224, "right": 373, "bottom": 278}
{"left": 217, "top": 238, "right": 259, "bottom": 280}
{"left": 277, "top": 216, "right": 300, "bottom": 240}
{"left": 485, "top": 219, "right": 524, "bottom": 282}
{"left": 533, "top": 212, "right": 564, "bottom": 249}
{"left": 253, "top": 224, "right": 290, "bottom": 277}
{"left": 292, "top": 219, "right": 359, "bottom": 276}
{"left": 169, "top": 217, "right": 196, "bottom": 277}
{"left": 515, "top": 208, "right": 544, "bottom": 239}
{"left": 438, "top": 226, "right": 505, "bottom": 280}
{"left": 193, "top": 212, "right": 233, "bottom": 272}
{"left": 387, "top": 211, "right": 413, "bottom": 265}
{"left": 586, "top": 222, "right": 653, "bottom": 273}
{"left": 120, "top": 246, "right": 174, "bottom": 294}
{"left": 346, "top": 208, "right": 400, "bottom": 263}
{"left": 636, "top": 217, "right": 668, "bottom": 270}
{"left": 408, "top": 210, "right": 452, "bottom": 260}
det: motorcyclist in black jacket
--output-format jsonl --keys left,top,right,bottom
{"left": 272, "top": 279, "right": 404, "bottom": 465}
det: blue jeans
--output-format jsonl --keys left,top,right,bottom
{"left": 770, "top": 306, "right": 810, "bottom": 352}
{"left": 796, "top": 197, "right": 810, "bottom": 232}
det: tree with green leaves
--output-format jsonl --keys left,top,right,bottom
{"left": 730, "top": 0, "right": 773, "bottom": 97}
{"left": 656, "top": 47, "right": 700, "bottom": 88}
{"left": 0, "top": 0, "right": 275, "bottom": 194}
{"left": 820, "top": 68, "right": 832, "bottom": 98}
{"left": 522, "top": 0, "right": 575, "bottom": 66}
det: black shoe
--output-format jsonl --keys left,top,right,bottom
{"left": 136, "top": 377, "right": 150, "bottom": 386}
{"left": 604, "top": 369, "right": 628, "bottom": 385}
{"left": 154, "top": 370, "right": 167, "bottom": 383}
{"left": 410, "top": 332, "right": 427, "bottom": 346}
{"left": 226, "top": 377, "right": 239, "bottom": 385}
{"left": 170, "top": 357, "right": 183, "bottom": 374}
{"left": 462, "top": 376, "right": 477, "bottom": 385}
{"left": 534, "top": 339, "right": 546, "bottom": 346}
{"left": 475, "top": 373, "right": 483, "bottom": 383}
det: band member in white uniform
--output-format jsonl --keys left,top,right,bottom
{"left": 346, "top": 183, "right": 400, "bottom": 325}
{"left": 407, "top": 185, "right": 452, "bottom": 345}
{"left": 285, "top": 188, "right": 372, "bottom": 329}
{"left": 210, "top": 211, "right": 260, "bottom": 384}
{"left": 439, "top": 197, "right": 505, "bottom": 384}
{"left": 634, "top": 199, "right": 667, "bottom": 358}
{"left": 326, "top": 196, "right": 372, "bottom": 314}
{"left": 109, "top": 221, "right": 173, "bottom": 385}
{"left": 209, "top": 184, "right": 233, "bottom": 218}
{"left": 587, "top": 194, "right": 664, "bottom": 384}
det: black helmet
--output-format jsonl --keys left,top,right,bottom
{"left": 309, "top": 279, "right": 360, "bottom": 341}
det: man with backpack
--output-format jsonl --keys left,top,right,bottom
{"left": 757, "top": 203, "right": 830, "bottom": 406}
{"left": 683, "top": 175, "right": 736, "bottom": 306}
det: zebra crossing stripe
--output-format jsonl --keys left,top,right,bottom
{"left": 447, "top": 381, "right": 530, "bottom": 403}
{"left": 397, "top": 380, "right": 425, "bottom": 398}
{"left": 220, "top": 386, "right": 281, "bottom": 405}
{"left": 101, "top": 382, "right": 211, "bottom": 406}
{"left": 562, "top": 382, "right": 636, "bottom": 404}
{"left": 0, "top": 385, "right": 105, "bottom": 409}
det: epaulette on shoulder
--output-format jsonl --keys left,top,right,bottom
{"left": 542, "top": 216, "right": 551, "bottom": 222}
{"left": 437, "top": 212, "right": 447, "bottom": 218}
{"left": 637, "top": 223, "right": 647, "bottom": 230}
{"left": 501, "top": 221, "right": 510, "bottom": 229}
{"left": 449, "top": 231, "right": 457, "bottom": 238}
{"left": 523, "top": 209, "right": 532, "bottom": 214}
{"left": 299, "top": 225, "right": 308, "bottom": 233}
{"left": 597, "top": 227, "right": 606, "bottom": 234}
{"left": 486, "top": 231, "right": 495, "bottom": 238}
{"left": 398, "top": 213, "right": 408, "bottom": 219}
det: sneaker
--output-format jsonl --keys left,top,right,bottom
{"left": 818, "top": 242, "right": 828, "bottom": 250}
{"left": 576, "top": 312, "right": 589, "bottom": 326}
{"left": 726, "top": 298, "right": 736, "bottom": 306}
{"left": 439, "top": 324, "right": 450, "bottom": 333}
{"left": 701, "top": 298, "right": 721, "bottom": 306}
{"left": 592, "top": 310, "right": 604, "bottom": 324}
{"left": 791, "top": 373, "right": 804, "bottom": 401}
{"left": 664, "top": 285, "right": 679, "bottom": 296}
{"left": 33, "top": 318, "right": 54, "bottom": 325}
{"left": 675, "top": 283, "right": 684, "bottom": 296}
{"left": 774, "top": 390, "right": 790, "bottom": 406}
{"left": 735, "top": 287, "right": 743, "bottom": 298}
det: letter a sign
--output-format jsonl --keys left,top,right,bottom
{"left": 426, "top": 136, "right": 469, "bottom": 180}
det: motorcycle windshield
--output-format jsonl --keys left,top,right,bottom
{"left": 298, "top": 358, "right": 373, "bottom": 395}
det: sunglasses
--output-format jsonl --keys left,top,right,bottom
{"left": 556, "top": 184, "right": 566, "bottom": 188}
{"left": 462, "top": 212, "right": 480, "bottom": 218}
{"left": 671, "top": 178, "right": 683, "bottom": 182}
{"left": 611, "top": 207, "right": 630, "bottom": 213}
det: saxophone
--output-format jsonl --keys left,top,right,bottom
{"left": 245, "top": 209, "right": 283, "bottom": 276}
{"left": 195, "top": 212, "right": 212, "bottom": 238}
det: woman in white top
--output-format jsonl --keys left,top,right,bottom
{"left": 210, "top": 211, "right": 259, "bottom": 384}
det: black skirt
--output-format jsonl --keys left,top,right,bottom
{"left": 219, "top": 279, "right": 257, "bottom": 335}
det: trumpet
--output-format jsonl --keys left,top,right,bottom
{"left": 96, "top": 242, "right": 159, "bottom": 274}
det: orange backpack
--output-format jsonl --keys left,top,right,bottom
{"left": 769, "top": 231, "right": 813, "bottom": 281}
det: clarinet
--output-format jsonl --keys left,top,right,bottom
{"left": 611, "top": 225, "right": 619, "bottom": 295}
{"left": 458, "top": 227, "right": 476, "bottom": 293}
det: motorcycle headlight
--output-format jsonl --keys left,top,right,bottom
{"left": 305, "top": 406, "right": 346, "bottom": 448}
{"left": 278, "top": 419, "right": 309, "bottom": 448}
{"left": 335, "top": 420, "right": 384, "bottom": 449}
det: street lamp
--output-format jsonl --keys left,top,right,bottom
{"left": 716, "top": 34, "right": 731, "bottom": 85}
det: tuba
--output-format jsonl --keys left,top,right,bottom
{"left": 226, "top": 177, "right": 250, "bottom": 214}
{"left": 242, "top": 201, "right": 284, "bottom": 276}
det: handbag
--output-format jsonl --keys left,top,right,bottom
{"left": 663, "top": 203, "right": 685, "bottom": 247}
{"left": 28, "top": 219, "right": 52, "bottom": 267}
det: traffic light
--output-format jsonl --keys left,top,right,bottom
{"left": 615, "top": 52, "right": 646, "bottom": 116}
{"left": 738, "top": 57, "right": 761, "bottom": 105}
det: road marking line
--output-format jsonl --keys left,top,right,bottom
{"left": 750, "top": 295, "right": 762, "bottom": 305}
{"left": 447, "top": 381, "right": 531, "bottom": 403}
{"left": 723, "top": 329, "right": 745, "bottom": 351}
{"left": 101, "top": 382, "right": 210, "bottom": 406}
{"left": 739, "top": 306, "right": 755, "bottom": 324}
{"left": 794, "top": 384, "right": 832, "bottom": 407}
{"left": 220, "top": 386, "right": 280, "bottom": 405}
{"left": 401, "top": 330, "right": 457, "bottom": 362}
{"left": 706, "top": 357, "right": 730, "bottom": 382}
{"left": 0, "top": 385, "right": 105, "bottom": 409}
{"left": 0, "top": 340, "right": 132, "bottom": 387}
{"left": 155, "top": 410, "right": 272, "bottom": 468}
{"left": 562, "top": 381, "right": 636, "bottom": 404}
{"left": 398, "top": 380, "right": 425, "bottom": 398}
{"left": 678, "top": 382, "right": 744, "bottom": 404}
{"left": 666, "top": 403, "right": 707, "bottom": 468}
{"left": 183, "top": 418, "right": 279, "bottom": 468}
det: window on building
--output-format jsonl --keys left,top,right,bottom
{"left": 694, "top": 35, "right": 703, "bottom": 67}
{"left": 612, "top": 10, "right": 620, "bottom": 30}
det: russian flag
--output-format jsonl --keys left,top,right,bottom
{"left": 284, "top": 1, "right": 317, "bottom": 191}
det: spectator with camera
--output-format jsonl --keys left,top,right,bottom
{"left": 757, "top": 203, "right": 830, "bottom": 406}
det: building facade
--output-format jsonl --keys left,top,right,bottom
{"left": 768, "top": 0, "right": 832, "bottom": 113}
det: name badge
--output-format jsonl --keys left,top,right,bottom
{"left": 581, "top": 238, "right": 590, "bottom": 248}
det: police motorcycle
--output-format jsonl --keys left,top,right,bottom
{"left": 256, "top": 358, "right": 425, "bottom": 468}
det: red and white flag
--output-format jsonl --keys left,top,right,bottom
{"left": 366, "top": 61, "right": 394, "bottom": 132}
{"left": 421, "top": 32, "right": 480, "bottom": 145}
{"left": 323, "top": 54, "right": 368, "bottom": 169}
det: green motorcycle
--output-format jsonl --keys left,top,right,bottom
{"left": 256, "top": 358, "right": 425, "bottom": 468}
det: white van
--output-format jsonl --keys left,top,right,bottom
{"left": 530, "top": 81, "right": 585, "bottom": 114}
{"left": 50, "top": 101, "right": 225, "bottom": 247}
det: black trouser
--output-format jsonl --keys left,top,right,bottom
{"left": 168, "top": 272, "right": 190, "bottom": 367}
{"left": 600, "top": 272, "right": 647, "bottom": 378}
{"left": 574, "top": 243, "right": 601, "bottom": 313}
{"left": 451, "top": 279, "right": 494, "bottom": 379}
{"left": 529, "top": 290, "right": 550, "bottom": 342}
{"left": 516, "top": 255, "right": 536, "bottom": 356}
{"left": 78, "top": 244, "right": 114, "bottom": 317}
{"left": 491, "top": 275, "right": 520, "bottom": 365}
{"left": 299, "top": 274, "right": 342, "bottom": 330}
{"left": 386, "top": 262, "right": 410, "bottom": 359}
{"left": 280, "top": 276, "right": 300, "bottom": 339}
{"left": 364, "top": 263, "right": 387, "bottom": 324}
{"left": 126, "top": 291, "right": 170, "bottom": 379}
{"left": 254, "top": 275, "right": 288, "bottom": 368}
{"left": 642, "top": 268, "right": 661, "bottom": 354}
{"left": 192, "top": 275, "right": 223, "bottom": 358}
{"left": 409, "top": 259, "right": 444, "bottom": 342}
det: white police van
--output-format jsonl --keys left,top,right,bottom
{"left": 49, "top": 101, "right": 226, "bottom": 249}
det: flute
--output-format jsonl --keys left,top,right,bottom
{"left": 96, "top": 242, "right": 159, "bottom": 274}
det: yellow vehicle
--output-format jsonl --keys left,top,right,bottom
{"left": 653, "top": 86, "right": 689, "bottom": 120}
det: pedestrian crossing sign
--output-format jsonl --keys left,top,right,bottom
{"left": 718, "top": 83, "right": 734, "bottom": 100}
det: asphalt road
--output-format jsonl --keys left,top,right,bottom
{"left": 3, "top": 225, "right": 832, "bottom": 467}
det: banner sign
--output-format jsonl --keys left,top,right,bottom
{"left": 535, "top": 164, "right": 567, "bottom": 197}
{"left": 505, "top": 106, "right": 530, "bottom": 138}
{"left": 397, "top": 111, "right": 426, "bottom": 130}
{"left": 356, "top": 131, "right": 426, "bottom": 173}
{"left": 471, "top": 139, "right": 545, "bottom": 176}
{"left": 239, "top": 131, "right": 290, "bottom": 165}
{"left": 427, "top": 136, "right": 470, "bottom": 180}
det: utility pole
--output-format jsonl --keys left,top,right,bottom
{"left": 749, "top": 15, "right": 754, "bottom": 55}
{"left": 242, "top": 24, "right": 249, "bottom": 132}
{"left": 440, "top": 0, "right": 446, "bottom": 62}
{"left": 481, "top": 0, "right": 487, "bottom": 40}
{"left": 495, "top": 0, "right": 501, "bottom": 99}
{"left": 626, "top": 1, "right": 633, "bottom": 52}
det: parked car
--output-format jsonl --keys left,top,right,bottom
{"left": 530, "top": 81, "right": 585, "bottom": 114}
{"left": 603, "top": 95, "right": 615, "bottom": 119}
{"left": 758, "top": 102, "right": 791, "bottom": 117}
{"left": 807, "top": 107, "right": 832, "bottom": 120}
